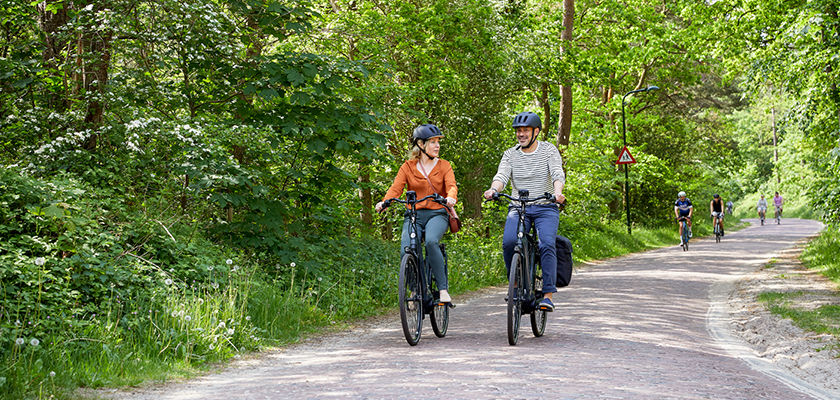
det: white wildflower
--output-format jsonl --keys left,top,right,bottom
{"left": 226, "top": 259, "right": 233, "bottom": 265}
{"left": 34, "top": 257, "right": 46, "bottom": 266}
{"left": 290, "top": 262, "right": 296, "bottom": 267}
{"left": 30, "top": 338, "right": 40, "bottom": 346}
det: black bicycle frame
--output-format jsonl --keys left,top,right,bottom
{"left": 384, "top": 190, "right": 447, "bottom": 311}
{"left": 493, "top": 189, "right": 556, "bottom": 310}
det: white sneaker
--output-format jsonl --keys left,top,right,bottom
{"left": 439, "top": 290, "right": 451, "bottom": 303}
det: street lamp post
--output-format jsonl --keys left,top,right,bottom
{"left": 621, "top": 85, "right": 659, "bottom": 235}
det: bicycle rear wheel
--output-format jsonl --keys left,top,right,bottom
{"left": 507, "top": 253, "right": 524, "bottom": 345}
{"left": 399, "top": 254, "right": 423, "bottom": 346}
{"left": 530, "top": 268, "right": 547, "bottom": 337}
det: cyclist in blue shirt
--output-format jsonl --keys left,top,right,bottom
{"left": 674, "top": 191, "right": 693, "bottom": 238}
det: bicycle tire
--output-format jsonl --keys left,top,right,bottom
{"left": 530, "top": 308, "right": 547, "bottom": 337}
{"left": 430, "top": 301, "right": 449, "bottom": 338}
{"left": 715, "top": 223, "right": 721, "bottom": 243}
{"left": 531, "top": 271, "right": 547, "bottom": 337}
{"left": 507, "top": 253, "right": 524, "bottom": 345}
{"left": 399, "top": 254, "right": 423, "bottom": 346}
{"left": 682, "top": 222, "right": 689, "bottom": 251}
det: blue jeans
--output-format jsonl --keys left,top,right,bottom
{"left": 503, "top": 205, "right": 559, "bottom": 294}
{"left": 401, "top": 208, "right": 449, "bottom": 291}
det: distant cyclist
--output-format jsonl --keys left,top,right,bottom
{"left": 773, "top": 191, "right": 784, "bottom": 221}
{"left": 674, "top": 191, "right": 693, "bottom": 238}
{"left": 726, "top": 200, "right": 733, "bottom": 215}
{"left": 757, "top": 195, "right": 768, "bottom": 221}
{"left": 710, "top": 194, "right": 725, "bottom": 236}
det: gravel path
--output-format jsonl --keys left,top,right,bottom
{"left": 104, "top": 218, "right": 836, "bottom": 400}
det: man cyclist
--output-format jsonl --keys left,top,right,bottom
{"left": 674, "top": 191, "right": 693, "bottom": 239}
{"left": 726, "top": 200, "right": 734, "bottom": 215}
{"left": 757, "top": 195, "right": 768, "bottom": 222}
{"left": 773, "top": 192, "right": 784, "bottom": 221}
{"left": 710, "top": 194, "right": 725, "bottom": 236}
{"left": 483, "top": 111, "right": 565, "bottom": 312}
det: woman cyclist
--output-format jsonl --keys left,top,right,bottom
{"left": 376, "top": 124, "right": 458, "bottom": 303}
{"left": 710, "top": 194, "right": 725, "bottom": 236}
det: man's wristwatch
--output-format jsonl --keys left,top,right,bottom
{"left": 489, "top": 187, "right": 498, "bottom": 193}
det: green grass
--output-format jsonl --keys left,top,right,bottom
{"left": 754, "top": 225, "right": 840, "bottom": 349}
{"left": 758, "top": 291, "right": 840, "bottom": 343}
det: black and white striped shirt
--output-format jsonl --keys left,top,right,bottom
{"left": 492, "top": 141, "right": 565, "bottom": 204}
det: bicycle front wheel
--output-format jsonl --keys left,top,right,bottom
{"left": 399, "top": 254, "right": 423, "bottom": 346}
{"left": 507, "top": 253, "right": 524, "bottom": 345}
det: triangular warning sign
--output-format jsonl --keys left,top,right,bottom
{"left": 616, "top": 146, "right": 637, "bottom": 164}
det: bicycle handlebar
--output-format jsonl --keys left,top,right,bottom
{"left": 379, "top": 192, "right": 447, "bottom": 213}
{"left": 484, "top": 191, "right": 566, "bottom": 209}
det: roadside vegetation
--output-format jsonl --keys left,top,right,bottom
{"left": 2, "top": 0, "right": 839, "bottom": 399}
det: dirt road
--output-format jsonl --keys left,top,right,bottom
{"left": 109, "top": 218, "right": 836, "bottom": 399}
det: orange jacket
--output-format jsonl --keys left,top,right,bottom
{"left": 382, "top": 159, "right": 458, "bottom": 210}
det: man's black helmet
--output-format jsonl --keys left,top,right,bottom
{"left": 714, "top": 194, "right": 720, "bottom": 198}
{"left": 413, "top": 124, "right": 443, "bottom": 141}
{"left": 512, "top": 112, "right": 541, "bottom": 129}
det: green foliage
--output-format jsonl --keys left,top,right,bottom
{"left": 802, "top": 225, "right": 840, "bottom": 284}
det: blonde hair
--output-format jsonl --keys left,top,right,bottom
{"left": 409, "top": 140, "right": 426, "bottom": 160}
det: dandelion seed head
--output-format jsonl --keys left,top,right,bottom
{"left": 207, "top": 265, "right": 213, "bottom": 271}
{"left": 15, "top": 338, "right": 24, "bottom": 345}
{"left": 226, "top": 259, "right": 233, "bottom": 265}
{"left": 290, "top": 262, "right": 296, "bottom": 267}
{"left": 50, "top": 371, "right": 56, "bottom": 378}
{"left": 30, "top": 338, "right": 39, "bottom": 346}
{"left": 245, "top": 316, "right": 251, "bottom": 321}
{"left": 164, "top": 278, "right": 173, "bottom": 285}
{"left": 34, "top": 257, "right": 46, "bottom": 266}
{"left": 227, "top": 329, "right": 234, "bottom": 335}
{"left": 185, "top": 315, "right": 192, "bottom": 322}
{"left": 218, "top": 322, "right": 226, "bottom": 328}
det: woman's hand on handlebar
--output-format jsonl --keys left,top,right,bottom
{"left": 445, "top": 197, "right": 456, "bottom": 207}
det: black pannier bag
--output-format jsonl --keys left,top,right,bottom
{"left": 555, "top": 235, "right": 573, "bottom": 287}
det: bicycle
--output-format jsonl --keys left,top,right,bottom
{"left": 775, "top": 207, "right": 782, "bottom": 225}
{"left": 677, "top": 216, "right": 691, "bottom": 251}
{"left": 380, "top": 191, "right": 454, "bottom": 346}
{"left": 711, "top": 213, "right": 723, "bottom": 243}
{"left": 487, "top": 189, "right": 560, "bottom": 345}
{"left": 758, "top": 208, "right": 766, "bottom": 225}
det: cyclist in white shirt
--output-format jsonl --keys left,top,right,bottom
{"left": 757, "top": 195, "right": 768, "bottom": 221}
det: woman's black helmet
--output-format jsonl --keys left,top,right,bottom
{"left": 512, "top": 112, "right": 541, "bottom": 129}
{"left": 413, "top": 124, "right": 443, "bottom": 141}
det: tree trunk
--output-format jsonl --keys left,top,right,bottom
{"left": 359, "top": 167, "right": 373, "bottom": 226}
{"left": 556, "top": 0, "right": 574, "bottom": 147}
{"left": 79, "top": 3, "right": 113, "bottom": 150}
{"left": 37, "top": 0, "right": 70, "bottom": 113}
{"left": 540, "top": 82, "right": 551, "bottom": 141}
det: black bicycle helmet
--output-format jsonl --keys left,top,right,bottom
{"left": 413, "top": 124, "right": 443, "bottom": 141}
{"left": 512, "top": 112, "right": 541, "bottom": 149}
{"left": 512, "top": 112, "right": 541, "bottom": 128}
{"left": 714, "top": 194, "right": 720, "bottom": 198}
{"left": 412, "top": 124, "right": 443, "bottom": 159}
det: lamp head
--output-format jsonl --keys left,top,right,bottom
{"left": 645, "top": 85, "right": 660, "bottom": 92}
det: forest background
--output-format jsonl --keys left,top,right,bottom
{"left": 1, "top": 0, "right": 839, "bottom": 398}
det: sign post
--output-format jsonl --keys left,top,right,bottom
{"left": 620, "top": 86, "right": 658, "bottom": 235}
